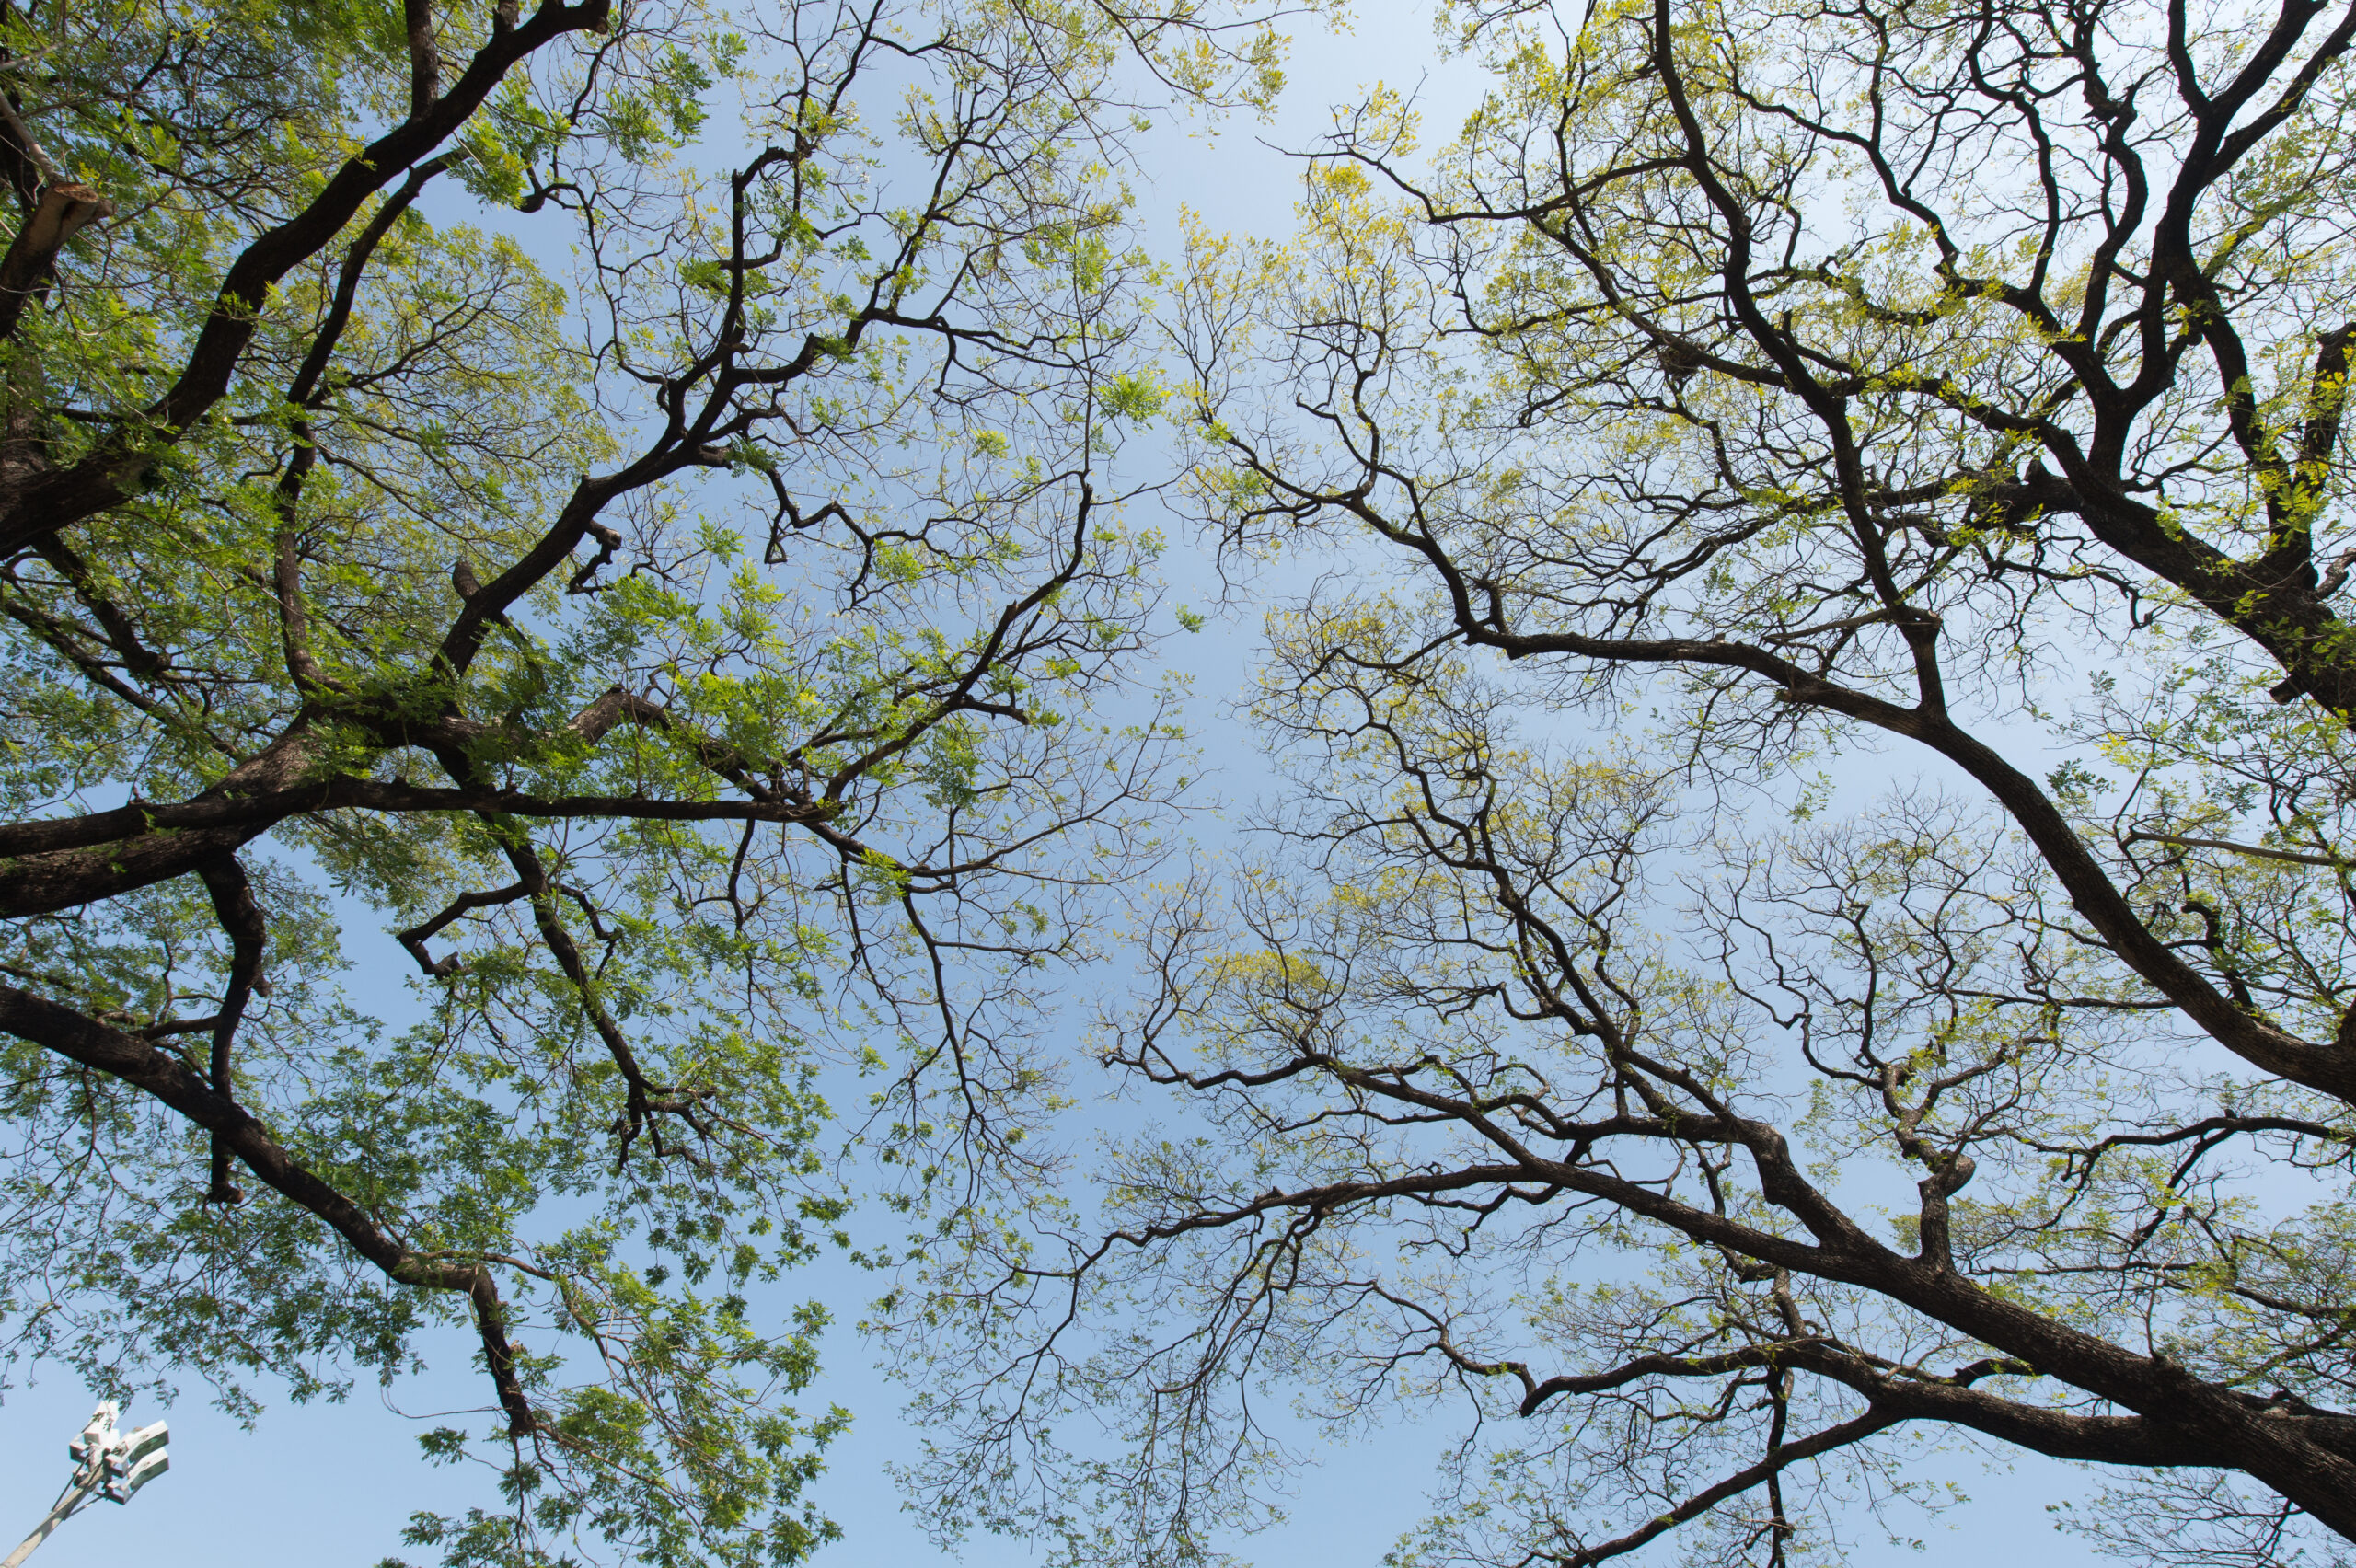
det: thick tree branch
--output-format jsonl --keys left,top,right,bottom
{"left": 0, "top": 0, "right": 610, "bottom": 557}
{"left": 194, "top": 854, "right": 265, "bottom": 1205}
{"left": 0, "top": 983, "right": 537, "bottom": 1435}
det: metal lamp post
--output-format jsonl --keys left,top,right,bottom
{"left": 5, "top": 1401, "right": 168, "bottom": 1566}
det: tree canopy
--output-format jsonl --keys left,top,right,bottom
{"left": 0, "top": 0, "right": 1298, "bottom": 1562}
{"left": 897, "top": 0, "right": 2356, "bottom": 1564}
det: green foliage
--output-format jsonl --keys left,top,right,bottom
{"left": 0, "top": 0, "right": 1326, "bottom": 1562}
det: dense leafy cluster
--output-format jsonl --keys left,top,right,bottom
{"left": 0, "top": 0, "right": 1303, "bottom": 1562}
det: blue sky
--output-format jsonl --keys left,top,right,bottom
{"left": 0, "top": 5, "right": 2124, "bottom": 1564}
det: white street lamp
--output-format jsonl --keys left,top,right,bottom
{"left": 5, "top": 1401, "right": 169, "bottom": 1565}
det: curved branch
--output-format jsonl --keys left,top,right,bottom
{"left": 0, "top": 983, "right": 537, "bottom": 1435}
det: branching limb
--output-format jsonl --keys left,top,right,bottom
{"left": 1546, "top": 1406, "right": 1900, "bottom": 1566}
{"left": 194, "top": 854, "right": 265, "bottom": 1205}
{"left": 0, "top": 983, "right": 537, "bottom": 1435}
